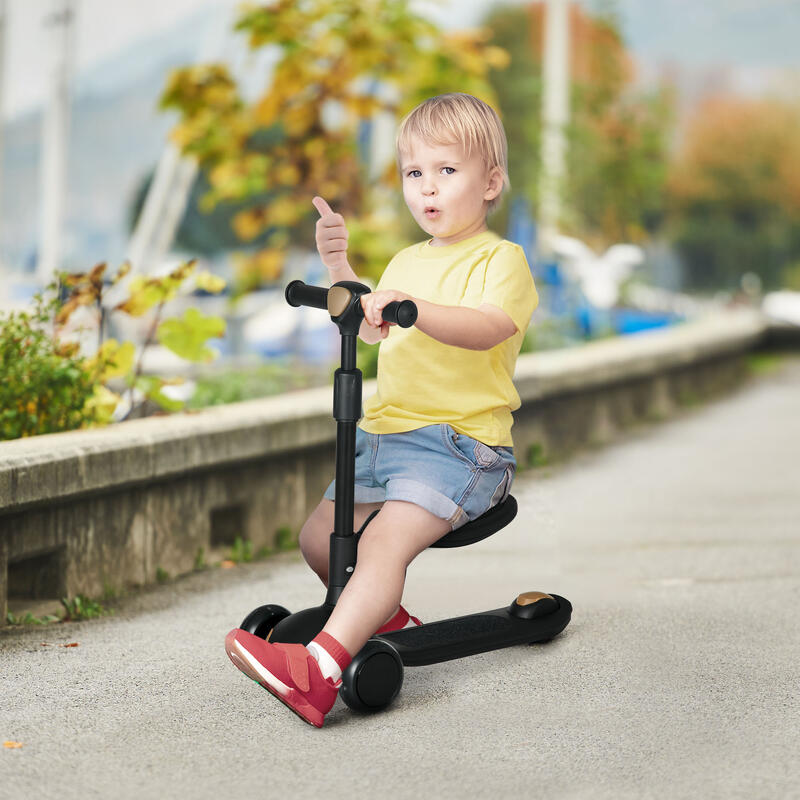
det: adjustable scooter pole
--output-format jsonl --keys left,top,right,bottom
{"left": 326, "top": 286, "right": 365, "bottom": 605}
{"left": 269, "top": 280, "right": 416, "bottom": 641}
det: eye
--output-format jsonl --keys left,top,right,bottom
{"left": 406, "top": 169, "right": 421, "bottom": 178}
{"left": 441, "top": 167, "right": 455, "bottom": 175}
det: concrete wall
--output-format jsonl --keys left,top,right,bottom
{"left": 0, "top": 310, "right": 774, "bottom": 622}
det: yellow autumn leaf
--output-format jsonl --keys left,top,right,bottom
{"left": 115, "top": 277, "right": 165, "bottom": 316}
{"left": 275, "top": 163, "right": 301, "bottom": 186}
{"left": 304, "top": 137, "right": 326, "bottom": 159}
{"left": 3, "top": 741, "right": 23, "bottom": 749}
{"left": 254, "top": 93, "right": 282, "bottom": 127}
{"left": 194, "top": 271, "right": 226, "bottom": 294}
{"left": 168, "top": 259, "right": 197, "bottom": 283}
{"left": 232, "top": 248, "right": 285, "bottom": 284}
{"left": 283, "top": 104, "right": 316, "bottom": 137}
{"left": 264, "top": 201, "right": 303, "bottom": 227}
{"left": 84, "top": 384, "right": 121, "bottom": 426}
{"left": 112, "top": 261, "right": 132, "bottom": 285}
{"left": 90, "top": 339, "right": 136, "bottom": 381}
{"left": 484, "top": 45, "right": 510, "bottom": 69}
{"left": 157, "top": 308, "right": 225, "bottom": 363}
{"left": 318, "top": 181, "right": 342, "bottom": 200}
{"left": 232, "top": 208, "right": 266, "bottom": 240}
{"left": 255, "top": 248, "right": 285, "bottom": 282}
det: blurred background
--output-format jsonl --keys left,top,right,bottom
{"left": 2, "top": 0, "right": 799, "bottom": 436}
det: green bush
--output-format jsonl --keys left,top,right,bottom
{"left": 0, "top": 290, "right": 97, "bottom": 440}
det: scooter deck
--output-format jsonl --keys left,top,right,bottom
{"left": 375, "top": 594, "right": 572, "bottom": 667}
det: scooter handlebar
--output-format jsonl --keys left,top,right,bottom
{"left": 381, "top": 299, "right": 418, "bottom": 328}
{"left": 285, "top": 280, "right": 328, "bottom": 310}
{"left": 285, "top": 280, "right": 418, "bottom": 328}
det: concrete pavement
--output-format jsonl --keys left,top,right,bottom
{"left": 1, "top": 357, "right": 799, "bottom": 799}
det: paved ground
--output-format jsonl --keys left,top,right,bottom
{"left": 2, "top": 357, "right": 799, "bottom": 800}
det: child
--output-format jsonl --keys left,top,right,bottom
{"left": 225, "top": 93, "right": 538, "bottom": 727}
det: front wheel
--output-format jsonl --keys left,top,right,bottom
{"left": 340, "top": 639, "right": 404, "bottom": 713}
{"left": 239, "top": 604, "right": 291, "bottom": 640}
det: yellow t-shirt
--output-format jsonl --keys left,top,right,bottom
{"left": 359, "top": 230, "right": 538, "bottom": 447}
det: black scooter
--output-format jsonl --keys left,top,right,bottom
{"left": 237, "top": 279, "right": 572, "bottom": 713}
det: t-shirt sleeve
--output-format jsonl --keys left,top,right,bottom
{"left": 461, "top": 242, "right": 539, "bottom": 334}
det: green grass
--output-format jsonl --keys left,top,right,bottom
{"left": 6, "top": 610, "right": 60, "bottom": 626}
{"left": 6, "top": 594, "right": 112, "bottom": 626}
{"left": 60, "top": 595, "right": 110, "bottom": 621}
{"left": 226, "top": 536, "right": 252, "bottom": 564}
{"left": 746, "top": 352, "right": 786, "bottom": 375}
{"left": 275, "top": 526, "right": 296, "bottom": 551}
{"left": 525, "top": 442, "right": 548, "bottom": 468}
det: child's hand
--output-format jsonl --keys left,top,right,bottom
{"left": 361, "top": 290, "right": 413, "bottom": 330}
{"left": 312, "top": 196, "right": 349, "bottom": 271}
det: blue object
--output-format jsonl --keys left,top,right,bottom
{"left": 505, "top": 197, "right": 537, "bottom": 270}
{"left": 611, "top": 308, "right": 683, "bottom": 335}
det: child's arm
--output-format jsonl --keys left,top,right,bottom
{"left": 312, "top": 196, "right": 388, "bottom": 344}
{"left": 362, "top": 290, "right": 517, "bottom": 351}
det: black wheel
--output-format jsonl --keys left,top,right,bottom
{"left": 340, "top": 638, "right": 404, "bottom": 713}
{"left": 239, "top": 604, "right": 291, "bottom": 640}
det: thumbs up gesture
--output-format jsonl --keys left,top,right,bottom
{"left": 312, "top": 196, "right": 350, "bottom": 272}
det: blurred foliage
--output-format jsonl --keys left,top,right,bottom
{"left": 159, "top": 0, "right": 508, "bottom": 291}
{"left": 485, "top": 3, "right": 673, "bottom": 249}
{"left": 482, "top": 4, "right": 542, "bottom": 236}
{"left": 129, "top": 167, "right": 277, "bottom": 256}
{"left": 60, "top": 594, "right": 110, "bottom": 621}
{"left": 0, "top": 262, "right": 227, "bottom": 441}
{"left": 0, "top": 290, "right": 97, "bottom": 440}
{"left": 667, "top": 97, "right": 800, "bottom": 291}
{"left": 187, "top": 362, "right": 324, "bottom": 408}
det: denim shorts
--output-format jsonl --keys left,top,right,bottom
{"left": 323, "top": 424, "right": 516, "bottom": 530}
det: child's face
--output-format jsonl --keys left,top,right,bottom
{"left": 399, "top": 136, "right": 502, "bottom": 247}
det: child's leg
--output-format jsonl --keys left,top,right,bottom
{"left": 320, "top": 499, "right": 450, "bottom": 656}
{"left": 298, "top": 498, "right": 384, "bottom": 586}
{"left": 299, "top": 498, "right": 421, "bottom": 631}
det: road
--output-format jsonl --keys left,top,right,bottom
{"left": 2, "top": 357, "right": 799, "bottom": 799}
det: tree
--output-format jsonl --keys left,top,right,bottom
{"left": 159, "top": 0, "right": 509, "bottom": 292}
{"left": 668, "top": 97, "right": 800, "bottom": 291}
{"left": 484, "top": 2, "right": 673, "bottom": 249}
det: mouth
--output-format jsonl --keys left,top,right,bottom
{"left": 424, "top": 207, "right": 440, "bottom": 219}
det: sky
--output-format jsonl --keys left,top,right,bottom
{"left": 2, "top": 0, "right": 234, "bottom": 120}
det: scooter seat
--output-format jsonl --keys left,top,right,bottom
{"left": 429, "top": 495, "right": 518, "bottom": 549}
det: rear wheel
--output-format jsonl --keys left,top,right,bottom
{"left": 239, "top": 604, "right": 291, "bottom": 640}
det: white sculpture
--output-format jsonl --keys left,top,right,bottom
{"left": 550, "top": 234, "right": 645, "bottom": 309}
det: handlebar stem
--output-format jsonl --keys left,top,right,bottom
{"left": 328, "top": 281, "right": 370, "bottom": 337}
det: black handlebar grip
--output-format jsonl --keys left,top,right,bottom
{"left": 382, "top": 299, "right": 418, "bottom": 328}
{"left": 285, "top": 280, "right": 329, "bottom": 310}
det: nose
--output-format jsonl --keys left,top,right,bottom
{"left": 421, "top": 175, "right": 437, "bottom": 197}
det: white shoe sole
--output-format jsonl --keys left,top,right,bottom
{"left": 233, "top": 639, "right": 291, "bottom": 695}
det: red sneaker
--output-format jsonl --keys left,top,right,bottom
{"left": 225, "top": 629, "right": 339, "bottom": 728}
{"left": 375, "top": 605, "right": 422, "bottom": 635}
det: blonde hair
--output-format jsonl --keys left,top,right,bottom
{"left": 396, "top": 93, "right": 509, "bottom": 214}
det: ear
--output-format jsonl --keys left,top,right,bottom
{"left": 484, "top": 166, "right": 504, "bottom": 202}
